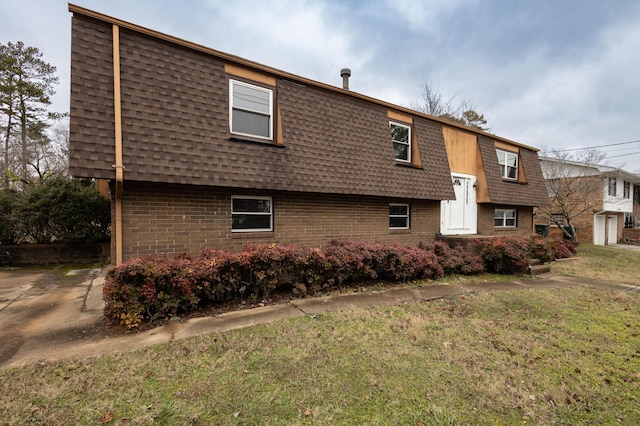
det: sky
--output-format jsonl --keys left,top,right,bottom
{"left": 2, "top": 0, "right": 640, "bottom": 171}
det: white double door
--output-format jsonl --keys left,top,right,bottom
{"left": 594, "top": 214, "right": 618, "bottom": 245}
{"left": 441, "top": 173, "right": 477, "bottom": 235}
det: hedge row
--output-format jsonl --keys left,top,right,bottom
{"left": 104, "top": 235, "right": 577, "bottom": 329}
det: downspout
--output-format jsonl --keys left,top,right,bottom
{"left": 112, "top": 24, "right": 124, "bottom": 265}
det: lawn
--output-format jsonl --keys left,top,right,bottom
{"left": 1, "top": 244, "right": 639, "bottom": 425}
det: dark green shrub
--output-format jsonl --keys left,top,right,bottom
{"left": 18, "top": 177, "right": 111, "bottom": 243}
{"left": 0, "top": 188, "right": 24, "bottom": 244}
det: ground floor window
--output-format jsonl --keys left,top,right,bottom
{"left": 495, "top": 209, "right": 517, "bottom": 227}
{"left": 549, "top": 213, "right": 566, "bottom": 227}
{"left": 231, "top": 196, "right": 272, "bottom": 232}
{"left": 389, "top": 203, "right": 410, "bottom": 229}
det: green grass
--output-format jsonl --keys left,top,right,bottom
{"left": 552, "top": 242, "right": 640, "bottom": 286}
{"left": 1, "top": 285, "right": 639, "bottom": 425}
{"left": 1, "top": 244, "right": 639, "bottom": 425}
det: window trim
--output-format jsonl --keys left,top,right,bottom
{"left": 495, "top": 208, "right": 517, "bottom": 228}
{"left": 389, "top": 203, "right": 410, "bottom": 229}
{"left": 229, "top": 79, "right": 273, "bottom": 141}
{"left": 389, "top": 121, "right": 411, "bottom": 163}
{"left": 231, "top": 195, "right": 273, "bottom": 233}
{"left": 496, "top": 149, "right": 518, "bottom": 180}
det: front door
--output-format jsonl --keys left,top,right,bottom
{"left": 607, "top": 215, "right": 618, "bottom": 245}
{"left": 441, "top": 173, "right": 477, "bottom": 235}
{"left": 594, "top": 215, "right": 606, "bottom": 245}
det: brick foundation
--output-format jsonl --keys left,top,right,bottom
{"left": 113, "top": 182, "right": 443, "bottom": 261}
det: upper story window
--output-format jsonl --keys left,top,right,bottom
{"left": 231, "top": 196, "right": 273, "bottom": 232}
{"left": 389, "top": 203, "right": 410, "bottom": 229}
{"left": 230, "top": 80, "right": 273, "bottom": 140}
{"left": 390, "top": 122, "right": 411, "bottom": 163}
{"left": 623, "top": 181, "right": 631, "bottom": 199}
{"left": 608, "top": 177, "right": 617, "bottom": 197}
{"left": 496, "top": 149, "right": 518, "bottom": 180}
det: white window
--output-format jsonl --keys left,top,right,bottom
{"left": 231, "top": 196, "right": 273, "bottom": 232}
{"left": 389, "top": 203, "right": 410, "bottom": 229}
{"left": 496, "top": 149, "right": 518, "bottom": 180}
{"left": 229, "top": 80, "right": 273, "bottom": 140}
{"left": 608, "top": 177, "right": 617, "bottom": 197}
{"left": 623, "top": 181, "right": 631, "bottom": 199}
{"left": 495, "top": 209, "right": 517, "bottom": 228}
{"left": 390, "top": 122, "right": 411, "bottom": 163}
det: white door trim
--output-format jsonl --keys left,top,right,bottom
{"left": 440, "top": 173, "right": 477, "bottom": 235}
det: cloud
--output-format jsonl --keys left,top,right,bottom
{"left": 200, "top": 0, "right": 374, "bottom": 88}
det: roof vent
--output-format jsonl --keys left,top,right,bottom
{"left": 340, "top": 68, "right": 351, "bottom": 90}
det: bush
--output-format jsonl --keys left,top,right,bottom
{"left": 547, "top": 237, "right": 579, "bottom": 259}
{"left": 2, "top": 177, "right": 111, "bottom": 245}
{"left": 104, "top": 254, "right": 196, "bottom": 328}
{"left": 474, "top": 236, "right": 530, "bottom": 275}
{"left": 104, "top": 236, "right": 577, "bottom": 328}
{"left": 419, "top": 240, "right": 486, "bottom": 275}
{"left": 18, "top": 177, "right": 111, "bottom": 243}
{"left": 0, "top": 188, "right": 24, "bottom": 244}
{"left": 526, "top": 234, "right": 555, "bottom": 263}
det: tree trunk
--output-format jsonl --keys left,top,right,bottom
{"left": 2, "top": 113, "right": 10, "bottom": 189}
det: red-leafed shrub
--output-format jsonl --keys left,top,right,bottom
{"left": 104, "top": 236, "right": 576, "bottom": 329}
{"left": 188, "top": 248, "right": 243, "bottom": 302}
{"left": 419, "top": 240, "right": 486, "bottom": 275}
{"left": 547, "top": 237, "right": 579, "bottom": 259}
{"left": 325, "top": 240, "right": 444, "bottom": 284}
{"left": 104, "top": 253, "right": 196, "bottom": 329}
{"left": 527, "top": 234, "right": 555, "bottom": 263}
{"left": 474, "top": 236, "right": 530, "bottom": 275}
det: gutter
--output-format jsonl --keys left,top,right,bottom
{"left": 112, "top": 24, "right": 124, "bottom": 266}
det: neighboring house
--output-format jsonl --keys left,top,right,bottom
{"left": 68, "top": 5, "right": 549, "bottom": 265}
{"left": 537, "top": 157, "right": 640, "bottom": 245}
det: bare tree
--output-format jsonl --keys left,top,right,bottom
{"left": 537, "top": 148, "right": 608, "bottom": 240}
{"left": 412, "top": 78, "right": 490, "bottom": 132}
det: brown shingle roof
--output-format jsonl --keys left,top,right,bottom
{"left": 68, "top": 7, "right": 547, "bottom": 207}
{"left": 478, "top": 136, "right": 550, "bottom": 207}
{"left": 69, "top": 13, "right": 454, "bottom": 201}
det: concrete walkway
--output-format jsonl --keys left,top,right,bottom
{"left": 1, "top": 267, "right": 638, "bottom": 369}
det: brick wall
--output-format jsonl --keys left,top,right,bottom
{"left": 0, "top": 243, "right": 110, "bottom": 266}
{"left": 534, "top": 175, "right": 605, "bottom": 243}
{"left": 113, "top": 182, "right": 442, "bottom": 261}
{"left": 622, "top": 227, "right": 640, "bottom": 242}
{"left": 477, "top": 204, "right": 533, "bottom": 236}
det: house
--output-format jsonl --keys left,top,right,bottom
{"left": 537, "top": 157, "right": 640, "bottom": 245}
{"left": 68, "top": 5, "right": 549, "bottom": 265}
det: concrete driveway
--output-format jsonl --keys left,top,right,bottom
{"left": 0, "top": 266, "right": 105, "bottom": 367}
